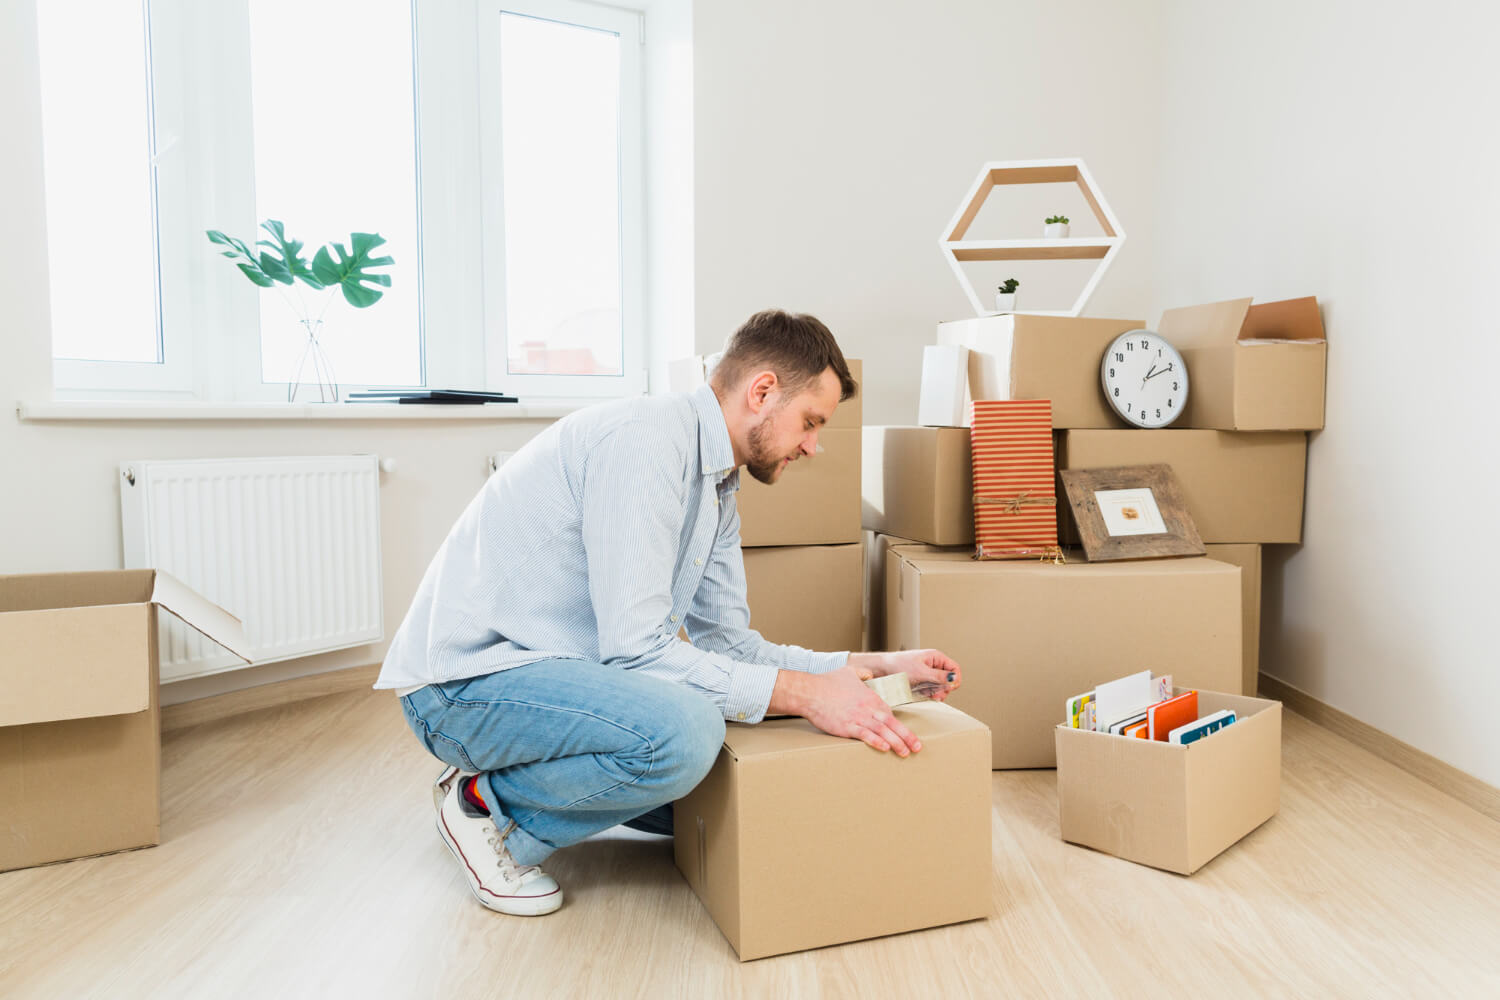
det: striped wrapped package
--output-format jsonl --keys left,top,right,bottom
{"left": 970, "top": 399, "right": 1059, "bottom": 559}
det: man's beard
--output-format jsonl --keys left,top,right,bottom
{"left": 745, "top": 416, "right": 790, "bottom": 485}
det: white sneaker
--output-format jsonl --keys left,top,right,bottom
{"left": 433, "top": 767, "right": 564, "bottom": 916}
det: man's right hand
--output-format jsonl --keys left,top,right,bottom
{"left": 768, "top": 666, "right": 922, "bottom": 756}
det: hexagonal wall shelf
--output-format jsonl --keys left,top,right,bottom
{"left": 939, "top": 157, "right": 1125, "bottom": 317}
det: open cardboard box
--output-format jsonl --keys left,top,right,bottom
{"left": 1055, "top": 689, "right": 1282, "bottom": 875}
{"left": 674, "top": 701, "right": 992, "bottom": 960}
{"left": 1, "top": 570, "right": 250, "bottom": 872}
{"left": 1157, "top": 296, "right": 1326, "bottom": 431}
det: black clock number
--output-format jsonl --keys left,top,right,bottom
{"left": 1173, "top": 381, "right": 1179, "bottom": 391}
{"left": 1140, "top": 339, "right": 1149, "bottom": 350}
{"left": 1126, "top": 342, "right": 1133, "bottom": 351}
{"left": 1116, "top": 352, "right": 1124, "bottom": 362}
{"left": 1113, "top": 387, "right": 1119, "bottom": 397}
{"left": 1155, "top": 408, "right": 1161, "bottom": 419}
{"left": 1109, "top": 367, "right": 1115, "bottom": 377}
{"left": 1167, "top": 398, "right": 1173, "bottom": 408}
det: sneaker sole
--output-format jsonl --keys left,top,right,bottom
{"left": 435, "top": 808, "right": 563, "bottom": 917}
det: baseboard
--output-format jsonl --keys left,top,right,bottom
{"left": 1258, "top": 672, "right": 1500, "bottom": 824}
{"left": 162, "top": 663, "right": 382, "bottom": 734}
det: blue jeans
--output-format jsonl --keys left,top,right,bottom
{"left": 399, "top": 659, "right": 725, "bottom": 866}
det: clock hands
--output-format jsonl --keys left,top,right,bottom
{"left": 1143, "top": 362, "right": 1173, "bottom": 382}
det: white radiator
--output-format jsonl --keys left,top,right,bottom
{"left": 119, "top": 455, "right": 384, "bottom": 682}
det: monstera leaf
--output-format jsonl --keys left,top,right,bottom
{"left": 311, "top": 232, "right": 394, "bottom": 308}
{"left": 256, "top": 220, "right": 325, "bottom": 289}
{"left": 206, "top": 229, "right": 279, "bottom": 288}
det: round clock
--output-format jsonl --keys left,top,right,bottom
{"left": 1100, "top": 330, "right": 1188, "bottom": 428}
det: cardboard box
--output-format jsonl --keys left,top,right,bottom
{"left": 917, "top": 345, "right": 969, "bottom": 427}
{"left": 1055, "top": 690, "right": 1282, "bottom": 874}
{"left": 863, "top": 534, "right": 958, "bottom": 651}
{"left": 1157, "top": 297, "right": 1326, "bottom": 431}
{"left": 861, "top": 426, "right": 974, "bottom": 546}
{"left": 935, "top": 314, "right": 1143, "bottom": 428}
{"left": 1057, "top": 429, "right": 1307, "bottom": 543}
{"left": 886, "top": 549, "right": 1241, "bottom": 768}
{"left": 743, "top": 543, "right": 863, "bottom": 652}
{"left": 669, "top": 356, "right": 862, "bottom": 430}
{"left": 737, "top": 427, "right": 860, "bottom": 546}
{"left": 1203, "top": 544, "right": 1262, "bottom": 695}
{"left": 1, "top": 570, "right": 250, "bottom": 872}
{"left": 674, "top": 701, "right": 992, "bottom": 960}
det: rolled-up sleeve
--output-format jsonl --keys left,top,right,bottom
{"left": 682, "top": 492, "right": 850, "bottom": 680}
{"left": 580, "top": 423, "right": 787, "bottom": 722}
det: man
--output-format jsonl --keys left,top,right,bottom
{"left": 377, "top": 309, "right": 964, "bottom": 916}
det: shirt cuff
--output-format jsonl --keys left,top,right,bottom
{"left": 723, "top": 659, "right": 781, "bottom": 724}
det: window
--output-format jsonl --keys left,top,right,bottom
{"left": 38, "top": 0, "right": 645, "bottom": 401}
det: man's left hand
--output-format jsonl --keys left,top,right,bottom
{"left": 847, "top": 649, "right": 962, "bottom": 702}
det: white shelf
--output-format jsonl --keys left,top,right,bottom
{"left": 943, "top": 238, "right": 1122, "bottom": 262}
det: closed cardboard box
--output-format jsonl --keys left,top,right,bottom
{"left": 674, "top": 701, "right": 992, "bottom": 960}
{"left": 736, "top": 427, "right": 861, "bottom": 546}
{"left": 1058, "top": 429, "right": 1307, "bottom": 543}
{"left": 886, "top": 549, "right": 1241, "bottom": 769}
{"left": 1, "top": 570, "right": 249, "bottom": 872}
{"left": 861, "top": 426, "right": 974, "bottom": 546}
{"left": 743, "top": 543, "right": 863, "bottom": 653}
{"left": 1204, "top": 543, "right": 1262, "bottom": 695}
{"left": 1157, "top": 297, "right": 1326, "bottom": 430}
{"left": 935, "top": 314, "right": 1143, "bottom": 428}
{"left": 669, "top": 357, "right": 862, "bottom": 430}
{"left": 1055, "top": 690, "right": 1282, "bottom": 874}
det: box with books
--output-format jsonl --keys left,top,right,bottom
{"left": 1055, "top": 671, "right": 1282, "bottom": 874}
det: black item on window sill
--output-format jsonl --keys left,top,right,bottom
{"left": 345, "top": 390, "right": 519, "bottom": 404}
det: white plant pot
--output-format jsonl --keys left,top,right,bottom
{"left": 1044, "top": 222, "right": 1070, "bottom": 239}
{"left": 993, "top": 292, "right": 1016, "bottom": 313}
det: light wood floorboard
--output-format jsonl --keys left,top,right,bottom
{"left": 2, "top": 688, "right": 1498, "bottom": 999}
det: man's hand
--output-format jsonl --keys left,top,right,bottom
{"left": 768, "top": 665, "right": 922, "bottom": 756}
{"left": 847, "top": 649, "right": 963, "bottom": 702}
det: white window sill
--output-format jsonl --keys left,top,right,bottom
{"left": 16, "top": 399, "right": 595, "bottom": 422}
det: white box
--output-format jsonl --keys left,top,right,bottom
{"left": 917, "top": 345, "right": 969, "bottom": 427}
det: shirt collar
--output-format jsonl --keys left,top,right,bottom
{"left": 689, "top": 383, "right": 738, "bottom": 484}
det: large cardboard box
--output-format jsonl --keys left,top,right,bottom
{"left": 1204, "top": 544, "right": 1262, "bottom": 695}
{"left": 1055, "top": 690, "right": 1282, "bottom": 874}
{"left": 1058, "top": 429, "right": 1307, "bottom": 543}
{"left": 886, "top": 549, "right": 1241, "bottom": 769}
{"left": 1157, "top": 297, "right": 1326, "bottom": 431}
{"left": 862, "top": 534, "right": 959, "bottom": 651}
{"left": 674, "top": 701, "right": 992, "bottom": 960}
{"left": 743, "top": 543, "right": 863, "bottom": 653}
{"left": 935, "top": 314, "right": 1143, "bottom": 428}
{"left": 1, "top": 570, "right": 250, "bottom": 872}
{"left": 669, "top": 357, "right": 862, "bottom": 430}
{"left": 736, "top": 427, "right": 860, "bottom": 546}
{"left": 861, "top": 426, "right": 974, "bottom": 546}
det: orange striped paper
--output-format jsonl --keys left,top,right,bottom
{"left": 970, "top": 399, "right": 1058, "bottom": 559}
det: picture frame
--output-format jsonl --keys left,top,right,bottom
{"left": 1058, "top": 464, "right": 1205, "bottom": 562}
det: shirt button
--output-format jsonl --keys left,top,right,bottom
{"left": 670, "top": 614, "right": 678, "bottom": 623}
{"left": 736, "top": 712, "right": 746, "bottom": 720}
{"left": 694, "top": 558, "right": 702, "bottom": 566}
{"left": 714, "top": 498, "right": 720, "bottom": 506}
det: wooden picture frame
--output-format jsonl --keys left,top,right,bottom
{"left": 1058, "top": 464, "right": 1205, "bottom": 562}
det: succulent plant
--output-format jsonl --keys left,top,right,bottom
{"left": 997, "top": 278, "right": 1020, "bottom": 294}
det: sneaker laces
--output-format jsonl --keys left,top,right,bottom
{"left": 485, "top": 819, "right": 541, "bottom": 880}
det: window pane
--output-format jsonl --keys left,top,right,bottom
{"left": 499, "top": 13, "right": 622, "bottom": 377}
{"left": 38, "top": 0, "right": 160, "bottom": 364}
{"left": 248, "top": 0, "right": 421, "bottom": 387}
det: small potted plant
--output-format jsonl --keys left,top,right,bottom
{"left": 994, "top": 278, "right": 1020, "bottom": 313}
{"left": 1044, "top": 215, "right": 1071, "bottom": 238}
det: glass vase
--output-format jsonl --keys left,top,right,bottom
{"left": 288, "top": 318, "right": 339, "bottom": 403}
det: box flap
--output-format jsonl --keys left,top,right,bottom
{"left": 149, "top": 570, "right": 253, "bottom": 664}
{"left": 0, "top": 603, "right": 154, "bottom": 726}
{"left": 1241, "top": 296, "right": 1326, "bottom": 344}
{"left": 1156, "top": 298, "right": 1253, "bottom": 350}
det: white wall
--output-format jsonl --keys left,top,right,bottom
{"left": 692, "top": 0, "right": 1169, "bottom": 424}
{"left": 1153, "top": 0, "right": 1500, "bottom": 786}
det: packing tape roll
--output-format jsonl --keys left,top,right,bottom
{"left": 866, "top": 673, "right": 916, "bottom": 708}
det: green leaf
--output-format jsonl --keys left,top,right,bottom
{"left": 208, "top": 229, "right": 278, "bottom": 287}
{"left": 311, "top": 232, "right": 394, "bottom": 308}
{"left": 256, "top": 219, "right": 325, "bottom": 290}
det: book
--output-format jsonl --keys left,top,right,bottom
{"left": 1093, "top": 670, "right": 1154, "bottom": 734}
{"left": 1168, "top": 709, "right": 1237, "bottom": 745}
{"left": 1108, "top": 711, "right": 1148, "bottom": 736}
{"left": 1148, "top": 690, "right": 1198, "bottom": 741}
{"left": 1064, "top": 692, "right": 1095, "bottom": 729}
{"left": 1123, "top": 719, "right": 1150, "bottom": 739}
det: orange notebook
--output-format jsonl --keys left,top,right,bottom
{"left": 1148, "top": 690, "right": 1198, "bottom": 741}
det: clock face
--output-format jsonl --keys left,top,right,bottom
{"left": 1100, "top": 330, "right": 1188, "bottom": 429}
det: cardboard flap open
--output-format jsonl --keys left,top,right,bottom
{"left": 1241, "top": 296, "right": 1326, "bottom": 344}
{"left": 0, "top": 604, "right": 153, "bottom": 727}
{"left": 1157, "top": 298, "right": 1253, "bottom": 349}
{"left": 149, "top": 570, "right": 253, "bottom": 664}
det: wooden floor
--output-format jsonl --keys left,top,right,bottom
{"left": 3, "top": 688, "right": 1499, "bottom": 999}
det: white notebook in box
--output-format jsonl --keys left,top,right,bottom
{"left": 1092, "top": 670, "right": 1155, "bottom": 734}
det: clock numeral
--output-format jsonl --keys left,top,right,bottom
{"left": 1126, "top": 342, "right": 1134, "bottom": 351}
{"left": 1109, "top": 367, "right": 1115, "bottom": 378}
{"left": 1140, "top": 339, "right": 1149, "bottom": 350}
{"left": 1116, "top": 352, "right": 1124, "bottom": 363}
{"left": 1155, "top": 408, "right": 1161, "bottom": 419}
{"left": 1113, "top": 387, "right": 1119, "bottom": 397}
{"left": 1126, "top": 402, "right": 1132, "bottom": 412}
{"left": 1167, "top": 398, "right": 1173, "bottom": 408}
{"left": 1157, "top": 348, "right": 1162, "bottom": 357}
{"left": 1172, "top": 381, "right": 1179, "bottom": 391}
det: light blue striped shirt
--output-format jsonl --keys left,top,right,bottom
{"left": 375, "top": 383, "right": 849, "bottom": 722}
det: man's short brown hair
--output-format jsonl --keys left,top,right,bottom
{"left": 709, "top": 309, "right": 857, "bottom": 405}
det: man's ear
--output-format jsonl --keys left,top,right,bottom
{"left": 745, "top": 370, "right": 779, "bottom": 415}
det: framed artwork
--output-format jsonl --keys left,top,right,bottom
{"left": 1058, "top": 464, "right": 1205, "bottom": 562}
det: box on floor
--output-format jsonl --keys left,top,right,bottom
{"left": 1157, "top": 297, "right": 1326, "bottom": 431}
{"left": 886, "top": 548, "right": 1242, "bottom": 769}
{"left": 1203, "top": 544, "right": 1262, "bottom": 695}
{"left": 1055, "top": 689, "right": 1282, "bottom": 874}
{"left": 0, "top": 570, "right": 249, "bottom": 873}
{"left": 934, "top": 314, "right": 1143, "bottom": 428}
{"left": 743, "top": 543, "right": 863, "bottom": 653}
{"left": 1057, "top": 429, "right": 1307, "bottom": 544}
{"left": 862, "top": 426, "right": 974, "bottom": 546}
{"left": 674, "top": 701, "right": 992, "bottom": 960}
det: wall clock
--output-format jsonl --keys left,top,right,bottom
{"left": 1100, "top": 329, "right": 1188, "bottom": 428}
